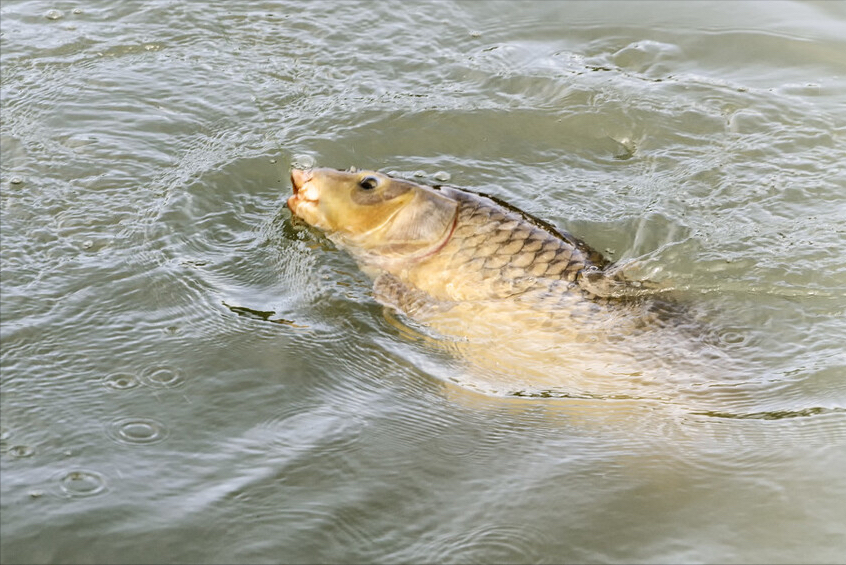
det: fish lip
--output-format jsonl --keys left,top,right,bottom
{"left": 286, "top": 194, "right": 300, "bottom": 213}
{"left": 290, "top": 168, "right": 313, "bottom": 194}
{"left": 288, "top": 168, "right": 319, "bottom": 215}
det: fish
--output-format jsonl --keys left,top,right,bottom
{"left": 288, "top": 168, "right": 646, "bottom": 311}
{"left": 287, "top": 167, "right": 719, "bottom": 398}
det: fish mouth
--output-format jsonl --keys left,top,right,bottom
{"left": 288, "top": 168, "right": 317, "bottom": 215}
{"left": 290, "top": 168, "right": 313, "bottom": 194}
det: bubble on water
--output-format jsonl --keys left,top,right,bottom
{"left": 269, "top": 158, "right": 277, "bottom": 164}
{"left": 56, "top": 470, "right": 107, "bottom": 498}
{"left": 611, "top": 137, "right": 636, "bottom": 160}
{"left": 29, "top": 490, "right": 44, "bottom": 499}
{"left": 413, "top": 170, "right": 427, "bottom": 178}
{"left": 107, "top": 417, "right": 169, "bottom": 445}
{"left": 139, "top": 366, "right": 184, "bottom": 388}
{"left": 82, "top": 239, "right": 94, "bottom": 249}
{"left": 433, "top": 171, "right": 451, "bottom": 182}
{"left": 9, "top": 177, "right": 23, "bottom": 185}
{"left": 45, "top": 9, "right": 64, "bottom": 20}
{"left": 291, "top": 154, "right": 315, "bottom": 169}
{"left": 101, "top": 372, "right": 140, "bottom": 391}
{"left": 72, "top": 8, "right": 82, "bottom": 15}
{"left": 8, "top": 445, "right": 34, "bottom": 458}
{"left": 0, "top": 427, "right": 10, "bottom": 441}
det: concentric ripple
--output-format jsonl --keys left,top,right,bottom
{"left": 101, "top": 372, "right": 141, "bottom": 391}
{"left": 427, "top": 524, "right": 553, "bottom": 564}
{"left": 419, "top": 418, "right": 488, "bottom": 459}
{"left": 106, "top": 417, "right": 169, "bottom": 446}
{"left": 138, "top": 366, "right": 185, "bottom": 389}
{"left": 249, "top": 405, "right": 364, "bottom": 456}
{"left": 55, "top": 470, "right": 108, "bottom": 498}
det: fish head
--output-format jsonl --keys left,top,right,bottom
{"left": 288, "top": 168, "right": 458, "bottom": 259}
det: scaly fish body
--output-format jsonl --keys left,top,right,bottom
{"left": 286, "top": 167, "right": 707, "bottom": 397}
{"left": 389, "top": 186, "right": 604, "bottom": 304}
{"left": 288, "top": 168, "right": 634, "bottom": 320}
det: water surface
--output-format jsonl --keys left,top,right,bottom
{"left": 2, "top": 1, "right": 845, "bottom": 563}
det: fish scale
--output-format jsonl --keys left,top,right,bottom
{"left": 426, "top": 186, "right": 598, "bottom": 301}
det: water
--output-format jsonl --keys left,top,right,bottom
{"left": 2, "top": 1, "right": 845, "bottom": 562}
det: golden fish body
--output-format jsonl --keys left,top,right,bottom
{"left": 289, "top": 168, "right": 622, "bottom": 311}
{"left": 288, "top": 167, "right": 707, "bottom": 397}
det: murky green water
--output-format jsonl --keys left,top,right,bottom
{"left": 2, "top": 1, "right": 845, "bottom": 563}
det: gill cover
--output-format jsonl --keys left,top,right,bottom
{"left": 376, "top": 186, "right": 457, "bottom": 250}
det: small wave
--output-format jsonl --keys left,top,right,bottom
{"left": 692, "top": 406, "right": 846, "bottom": 421}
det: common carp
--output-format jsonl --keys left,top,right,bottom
{"left": 287, "top": 167, "right": 719, "bottom": 398}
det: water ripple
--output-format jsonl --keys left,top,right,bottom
{"left": 106, "top": 417, "right": 169, "bottom": 446}
{"left": 138, "top": 366, "right": 184, "bottom": 389}
{"left": 692, "top": 406, "right": 846, "bottom": 421}
{"left": 2, "top": 2, "right": 844, "bottom": 563}
{"left": 246, "top": 405, "right": 364, "bottom": 456}
{"left": 54, "top": 470, "right": 108, "bottom": 498}
{"left": 419, "top": 524, "right": 554, "bottom": 564}
{"left": 101, "top": 372, "right": 141, "bottom": 391}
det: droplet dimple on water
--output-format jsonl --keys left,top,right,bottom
{"left": 107, "top": 417, "right": 169, "bottom": 445}
{"left": 8, "top": 445, "right": 34, "bottom": 458}
{"left": 720, "top": 330, "right": 747, "bottom": 345}
{"left": 57, "top": 470, "right": 107, "bottom": 498}
{"left": 139, "top": 366, "right": 184, "bottom": 388}
{"left": 102, "top": 372, "right": 140, "bottom": 391}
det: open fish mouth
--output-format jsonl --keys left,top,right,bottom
{"left": 287, "top": 168, "right": 318, "bottom": 215}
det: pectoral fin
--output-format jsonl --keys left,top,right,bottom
{"left": 372, "top": 272, "right": 454, "bottom": 319}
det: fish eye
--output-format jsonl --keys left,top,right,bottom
{"left": 358, "top": 176, "right": 379, "bottom": 190}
